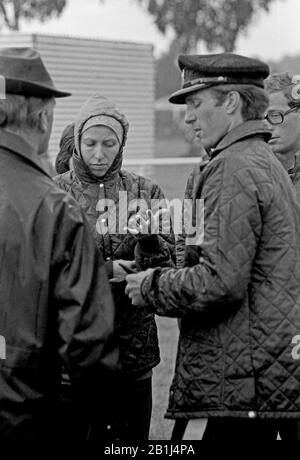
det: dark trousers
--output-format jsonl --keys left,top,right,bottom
{"left": 172, "top": 418, "right": 300, "bottom": 441}
{"left": 89, "top": 376, "right": 152, "bottom": 440}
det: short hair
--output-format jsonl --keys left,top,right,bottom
{"left": 0, "top": 94, "right": 54, "bottom": 130}
{"left": 264, "top": 72, "right": 298, "bottom": 108}
{"left": 210, "top": 84, "right": 269, "bottom": 121}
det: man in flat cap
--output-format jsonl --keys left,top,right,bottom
{"left": 0, "top": 47, "right": 118, "bottom": 440}
{"left": 126, "top": 53, "right": 300, "bottom": 440}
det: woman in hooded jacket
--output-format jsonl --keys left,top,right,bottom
{"left": 54, "top": 94, "right": 175, "bottom": 440}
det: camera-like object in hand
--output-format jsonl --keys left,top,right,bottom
{"left": 125, "top": 208, "right": 171, "bottom": 239}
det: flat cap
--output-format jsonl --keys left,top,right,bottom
{"left": 169, "top": 53, "right": 270, "bottom": 104}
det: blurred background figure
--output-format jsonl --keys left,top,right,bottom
{"left": 55, "top": 122, "right": 74, "bottom": 174}
{"left": 265, "top": 72, "right": 300, "bottom": 201}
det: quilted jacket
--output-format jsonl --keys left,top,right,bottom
{"left": 142, "top": 120, "right": 300, "bottom": 419}
{"left": 55, "top": 96, "right": 175, "bottom": 377}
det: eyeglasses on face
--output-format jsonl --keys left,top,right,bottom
{"left": 265, "top": 105, "right": 300, "bottom": 125}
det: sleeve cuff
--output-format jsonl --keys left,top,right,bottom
{"left": 136, "top": 234, "right": 160, "bottom": 253}
{"left": 140, "top": 268, "right": 162, "bottom": 312}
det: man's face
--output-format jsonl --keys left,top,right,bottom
{"left": 267, "top": 92, "right": 300, "bottom": 155}
{"left": 185, "top": 88, "right": 230, "bottom": 150}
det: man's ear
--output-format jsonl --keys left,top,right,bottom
{"left": 39, "top": 109, "right": 50, "bottom": 133}
{"left": 224, "top": 91, "right": 241, "bottom": 115}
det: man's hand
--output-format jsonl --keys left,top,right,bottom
{"left": 124, "top": 208, "right": 171, "bottom": 240}
{"left": 111, "top": 259, "right": 137, "bottom": 282}
{"left": 125, "top": 269, "right": 154, "bottom": 306}
{"left": 124, "top": 210, "right": 151, "bottom": 240}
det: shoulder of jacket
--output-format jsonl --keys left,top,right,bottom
{"left": 120, "top": 169, "right": 159, "bottom": 191}
{"left": 53, "top": 169, "right": 80, "bottom": 193}
{"left": 54, "top": 169, "right": 75, "bottom": 185}
{"left": 120, "top": 168, "right": 139, "bottom": 181}
{"left": 43, "top": 184, "right": 84, "bottom": 222}
{"left": 208, "top": 141, "right": 276, "bottom": 191}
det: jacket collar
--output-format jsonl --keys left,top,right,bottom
{"left": 211, "top": 120, "right": 272, "bottom": 158}
{"left": 0, "top": 128, "right": 50, "bottom": 177}
{"left": 288, "top": 151, "right": 300, "bottom": 175}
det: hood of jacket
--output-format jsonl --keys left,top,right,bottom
{"left": 55, "top": 122, "right": 75, "bottom": 175}
{"left": 73, "top": 94, "right": 129, "bottom": 183}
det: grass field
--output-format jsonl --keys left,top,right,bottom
{"left": 150, "top": 316, "right": 179, "bottom": 440}
{"left": 127, "top": 160, "right": 187, "bottom": 439}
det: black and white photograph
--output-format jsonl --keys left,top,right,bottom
{"left": 0, "top": 0, "right": 300, "bottom": 446}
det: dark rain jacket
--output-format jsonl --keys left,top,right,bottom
{"left": 0, "top": 130, "right": 118, "bottom": 440}
{"left": 55, "top": 96, "right": 175, "bottom": 377}
{"left": 142, "top": 121, "right": 300, "bottom": 420}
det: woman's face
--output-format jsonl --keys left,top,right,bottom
{"left": 80, "top": 125, "right": 120, "bottom": 178}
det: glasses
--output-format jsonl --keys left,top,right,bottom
{"left": 265, "top": 105, "right": 300, "bottom": 125}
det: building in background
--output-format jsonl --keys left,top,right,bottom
{"left": 0, "top": 33, "right": 155, "bottom": 166}
{"left": 0, "top": 33, "right": 202, "bottom": 200}
{"left": 155, "top": 95, "right": 207, "bottom": 158}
